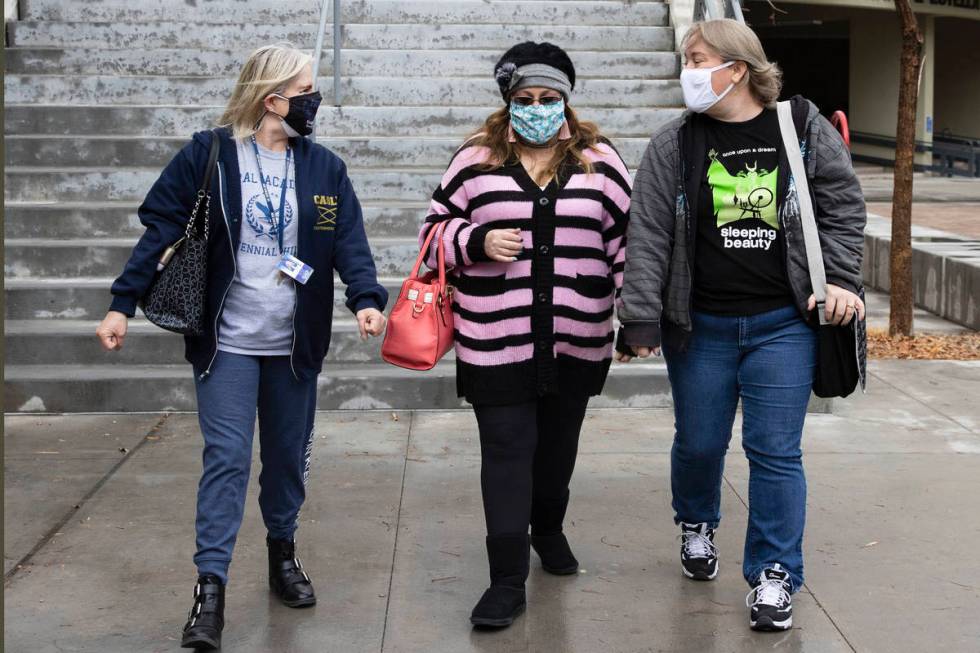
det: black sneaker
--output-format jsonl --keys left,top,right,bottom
{"left": 746, "top": 564, "right": 793, "bottom": 631}
{"left": 679, "top": 522, "right": 718, "bottom": 581}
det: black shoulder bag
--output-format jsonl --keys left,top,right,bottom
{"left": 139, "top": 131, "right": 220, "bottom": 336}
{"left": 776, "top": 102, "right": 867, "bottom": 399}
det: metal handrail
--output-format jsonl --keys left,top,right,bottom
{"left": 693, "top": 0, "right": 745, "bottom": 24}
{"left": 728, "top": 0, "right": 745, "bottom": 23}
{"left": 310, "top": 0, "right": 342, "bottom": 141}
{"left": 851, "top": 130, "right": 980, "bottom": 178}
{"left": 831, "top": 110, "right": 851, "bottom": 149}
{"left": 333, "top": 0, "right": 341, "bottom": 107}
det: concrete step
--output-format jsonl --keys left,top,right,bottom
{"left": 4, "top": 359, "right": 672, "bottom": 412}
{"left": 2, "top": 135, "right": 651, "bottom": 170}
{"left": 20, "top": 0, "right": 669, "bottom": 27}
{"left": 2, "top": 200, "right": 432, "bottom": 239}
{"left": 4, "top": 74, "right": 682, "bottom": 108}
{"left": 4, "top": 316, "right": 645, "bottom": 366}
{"left": 4, "top": 318, "right": 397, "bottom": 365}
{"left": 4, "top": 277, "right": 406, "bottom": 320}
{"left": 8, "top": 21, "right": 674, "bottom": 51}
{"left": 4, "top": 47, "right": 678, "bottom": 79}
{"left": 4, "top": 236, "right": 423, "bottom": 278}
{"left": 3, "top": 166, "right": 451, "bottom": 203}
{"left": 4, "top": 105, "right": 682, "bottom": 139}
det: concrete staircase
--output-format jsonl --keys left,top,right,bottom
{"left": 4, "top": 0, "right": 683, "bottom": 413}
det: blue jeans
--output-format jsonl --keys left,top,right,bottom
{"left": 192, "top": 351, "right": 318, "bottom": 583}
{"left": 663, "top": 305, "right": 816, "bottom": 592}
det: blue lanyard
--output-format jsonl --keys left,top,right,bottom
{"left": 250, "top": 136, "right": 292, "bottom": 254}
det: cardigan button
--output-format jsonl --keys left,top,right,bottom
{"left": 538, "top": 245, "right": 549, "bottom": 255}
{"left": 538, "top": 292, "right": 549, "bottom": 303}
{"left": 538, "top": 197, "right": 550, "bottom": 206}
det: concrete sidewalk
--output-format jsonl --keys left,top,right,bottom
{"left": 5, "top": 360, "right": 980, "bottom": 653}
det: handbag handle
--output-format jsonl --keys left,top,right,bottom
{"left": 185, "top": 130, "right": 221, "bottom": 241}
{"left": 776, "top": 101, "right": 829, "bottom": 325}
{"left": 411, "top": 221, "right": 449, "bottom": 291}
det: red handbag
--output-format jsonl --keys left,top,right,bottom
{"left": 381, "top": 221, "right": 455, "bottom": 370}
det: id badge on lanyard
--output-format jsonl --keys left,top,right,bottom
{"left": 252, "top": 137, "right": 314, "bottom": 285}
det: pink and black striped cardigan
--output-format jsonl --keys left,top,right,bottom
{"left": 418, "top": 140, "right": 632, "bottom": 405}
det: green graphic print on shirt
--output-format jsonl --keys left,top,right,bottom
{"left": 706, "top": 148, "right": 779, "bottom": 231}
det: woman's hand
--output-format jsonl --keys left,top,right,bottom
{"left": 484, "top": 228, "right": 524, "bottom": 262}
{"left": 807, "top": 284, "right": 866, "bottom": 326}
{"left": 614, "top": 346, "right": 661, "bottom": 363}
{"left": 96, "top": 311, "right": 129, "bottom": 351}
{"left": 357, "top": 308, "right": 386, "bottom": 340}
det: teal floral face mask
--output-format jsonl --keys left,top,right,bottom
{"left": 509, "top": 99, "right": 566, "bottom": 145}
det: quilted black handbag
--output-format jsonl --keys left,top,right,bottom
{"left": 777, "top": 102, "right": 867, "bottom": 399}
{"left": 139, "top": 131, "right": 220, "bottom": 336}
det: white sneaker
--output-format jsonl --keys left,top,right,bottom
{"left": 746, "top": 564, "right": 793, "bottom": 631}
{"left": 679, "top": 522, "right": 718, "bottom": 580}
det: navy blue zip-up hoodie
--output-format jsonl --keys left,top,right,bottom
{"left": 110, "top": 128, "right": 389, "bottom": 381}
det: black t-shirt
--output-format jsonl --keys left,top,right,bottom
{"left": 693, "top": 108, "right": 793, "bottom": 316}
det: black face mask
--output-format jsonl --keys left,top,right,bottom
{"left": 272, "top": 90, "right": 322, "bottom": 137}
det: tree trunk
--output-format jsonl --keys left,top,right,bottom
{"left": 889, "top": 0, "right": 923, "bottom": 336}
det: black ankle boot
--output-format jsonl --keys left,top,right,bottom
{"left": 531, "top": 532, "right": 579, "bottom": 575}
{"left": 470, "top": 534, "right": 529, "bottom": 628}
{"left": 181, "top": 575, "right": 225, "bottom": 650}
{"left": 267, "top": 536, "right": 316, "bottom": 608}
{"left": 530, "top": 492, "right": 579, "bottom": 575}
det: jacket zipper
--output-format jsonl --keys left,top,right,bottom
{"left": 199, "top": 161, "right": 237, "bottom": 381}
{"left": 678, "top": 126, "right": 696, "bottom": 329}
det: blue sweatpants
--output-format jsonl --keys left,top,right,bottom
{"left": 192, "top": 350, "right": 318, "bottom": 584}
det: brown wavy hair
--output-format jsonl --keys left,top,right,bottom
{"left": 465, "top": 104, "right": 605, "bottom": 186}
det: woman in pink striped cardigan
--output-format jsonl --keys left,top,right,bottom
{"left": 418, "top": 42, "right": 632, "bottom": 628}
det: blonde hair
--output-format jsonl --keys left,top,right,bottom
{"left": 682, "top": 19, "right": 783, "bottom": 107}
{"left": 218, "top": 43, "right": 313, "bottom": 140}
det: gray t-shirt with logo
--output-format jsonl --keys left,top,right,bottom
{"left": 217, "top": 138, "right": 299, "bottom": 356}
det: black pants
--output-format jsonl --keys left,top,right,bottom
{"left": 473, "top": 393, "right": 590, "bottom": 537}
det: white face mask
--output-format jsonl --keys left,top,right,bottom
{"left": 680, "top": 61, "right": 736, "bottom": 113}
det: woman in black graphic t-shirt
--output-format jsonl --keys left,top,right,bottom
{"left": 615, "top": 19, "right": 866, "bottom": 632}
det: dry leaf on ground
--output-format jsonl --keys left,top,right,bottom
{"left": 867, "top": 328, "right": 980, "bottom": 360}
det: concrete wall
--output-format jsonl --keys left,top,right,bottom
{"left": 848, "top": 10, "right": 934, "bottom": 165}
{"left": 748, "top": 1, "right": 977, "bottom": 167}
{"left": 849, "top": 11, "right": 902, "bottom": 140}
{"left": 934, "top": 18, "right": 980, "bottom": 138}
{"left": 863, "top": 216, "right": 980, "bottom": 331}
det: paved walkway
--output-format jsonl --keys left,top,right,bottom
{"left": 856, "top": 169, "right": 980, "bottom": 203}
{"left": 857, "top": 168, "right": 980, "bottom": 239}
{"left": 5, "top": 358, "right": 980, "bottom": 653}
{"left": 866, "top": 202, "right": 980, "bottom": 239}
{"left": 863, "top": 288, "right": 969, "bottom": 334}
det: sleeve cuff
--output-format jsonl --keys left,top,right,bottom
{"left": 615, "top": 327, "right": 635, "bottom": 356}
{"left": 352, "top": 296, "right": 384, "bottom": 315}
{"left": 109, "top": 295, "right": 138, "bottom": 318}
{"left": 464, "top": 223, "right": 494, "bottom": 264}
{"left": 623, "top": 321, "right": 662, "bottom": 349}
{"left": 825, "top": 275, "right": 859, "bottom": 295}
